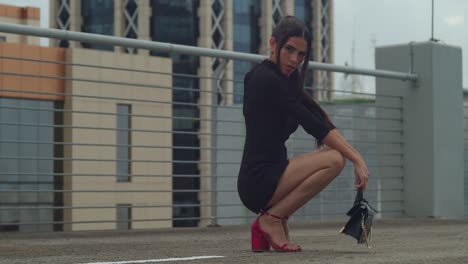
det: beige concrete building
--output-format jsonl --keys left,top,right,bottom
{"left": 62, "top": 49, "right": 173, "bottom": 231}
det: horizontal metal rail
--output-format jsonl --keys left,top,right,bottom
{"left": 2, "top": 81, "right": 401, "bottom": 110}
{"left": 0, "top": 122, "right": 404, "bottom": 142}
{"left": 0, "top": 210, "right": 406, "bottom": 226}
{"left": 0, "top": 87, "right": 239, "bottom": 110}
{"left": 0, "top": 156, "right": 404, "bottom": 167}
{"left": 0, "top": 22, "right": 418, "bottom": 82}
{"left": 0, "top": 140, "right": 404, "bottom": 152}
{"left": 0, "top": 105, "right": 402, "bottom": 125}
{"left": 0, "top": 200, "right": 404, "bottom": 211}
{"left": 0, "top": 187, "right": 403, "bottom": 193}
{"left": 0, "top": 55, "right": 245, "bottom": 84}
{"left": 0, "top": 65, "right": 402, "bottom": 98}
{"left": 0, "top": 104, "right": 403, "bottom": 125}
{"left": 0, "top": 173, "right": 404, "bottom": 179}
{"left": 0, "top": 70, "right": 239, "bottom": 96}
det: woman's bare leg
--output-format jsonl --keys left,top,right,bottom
{"left": 259, "top": 148, "right": 346, "bottom": 249}
{"left": 279, "top": 147, "right": 335, "bottom": 240}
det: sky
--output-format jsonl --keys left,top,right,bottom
{"left": 334, "top": 0, "right": 467, "bottom": 93}
{"left": 0, "top": 0, "right": 466, "bottom": 91}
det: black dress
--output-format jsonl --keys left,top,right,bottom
{"left": 237, "top": 59, "right": 335, "bottom": 214}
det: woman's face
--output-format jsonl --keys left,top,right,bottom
{"left": 270, "top": 36, "right": 307, "bottom": 76}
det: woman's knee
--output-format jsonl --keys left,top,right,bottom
{"left": 328, "top": 149, "right": 346, "bottom": 172}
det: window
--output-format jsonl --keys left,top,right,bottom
{"left": 81, "top": 0, "right": 114, "bottom": 51}
{"left": 233, "top": 0, "right": 260, "bottom": 104}
{"left": 116, "top": 104, "right": 131, "bottom": 182}
{"left": 116, "top": 204, "right": 132, "bottom": 230}
{"left": 0, "top": 98, "right": 56, "bottom": 232}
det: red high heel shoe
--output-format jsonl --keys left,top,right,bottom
{"left": 251, "top": 210, "right": 301, "bottom": 252}
{"left": 251, "top": 217, "right": 271, "bottom": 252}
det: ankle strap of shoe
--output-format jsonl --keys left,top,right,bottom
{"left": 260, "top": 209, "right": 285, "bottom": 220}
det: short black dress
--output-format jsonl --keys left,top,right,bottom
{"left": 237, "top": 59, "right": 335, "bottom": 214}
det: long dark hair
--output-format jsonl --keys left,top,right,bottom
{"left": 272, "top": 16, "right": 333, "bottom": 146}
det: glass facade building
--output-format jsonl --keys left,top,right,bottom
{"left": 150, "top": 0, "right": 201, "bottom": 227}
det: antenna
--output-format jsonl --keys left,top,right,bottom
{"left": 431, "top": 0, "right": 434, "bottom": 40}
{"left": 430, "top": 0, "right": 438, "bottom": 42}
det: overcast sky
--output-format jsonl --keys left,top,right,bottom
{"left": 334, "top": 0, "right": 467, "bottom": 92}
{"left": 1, "top": 0, "right": 466, "bottom": 91}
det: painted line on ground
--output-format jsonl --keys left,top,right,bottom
{"left": 76, "top": 256, "right": 225, "bottom": 264}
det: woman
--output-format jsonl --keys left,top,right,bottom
{"left": 237, "top": 16, "right": 370, "bottom": 252}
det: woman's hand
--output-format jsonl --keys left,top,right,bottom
{"left": 353, "top": 159, "right": 369, "bottom": 191}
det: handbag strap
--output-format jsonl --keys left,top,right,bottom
{"left": 354, "top": 188, "right": 364, "bottom": 205}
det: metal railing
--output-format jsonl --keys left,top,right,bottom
{"left": 0, "top": 23, "right": 413, "bottom": 232}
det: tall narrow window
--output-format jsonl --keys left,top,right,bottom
{"left": 116, "top": 104, "right": 131, "bottom": 182}
{"left": 233, "top": 0, "right": 260, "bottom": 104}
{"left": 295, "top": 0, "right": 314, "bottom": 95}
{"left": 116, "top": 204, "right": 132, "bottom": 230}
{"left": 295, "top": 0, "right": 312, "bottom": 30}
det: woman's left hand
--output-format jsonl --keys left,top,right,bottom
{"left": 353, "top": 159, "right": 369, "bottom": 191}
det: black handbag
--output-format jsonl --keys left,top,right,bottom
{"left": 340, "top": 189, "right": 378, "bottom": 249}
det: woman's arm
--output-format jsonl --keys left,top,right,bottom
{"left": 322, "top": 129, "right": 370, "bottom": 191}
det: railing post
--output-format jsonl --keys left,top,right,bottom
{"left": 208, "top": 59, "right": 228, "bottom": 227}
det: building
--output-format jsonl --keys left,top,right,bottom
{"left": 0, "top": 3, "right": 173, "bottom": 232}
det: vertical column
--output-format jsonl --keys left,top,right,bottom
{"left": 319, "top": 0, "right": 330, "bottom": 101}
{"left": 327, "top": 0, "right": 334, "bottom": 101}
{"left": 281, "top": 0, "right": 294, "bottom": 16}
{"left": 49, "top": 0, "right": 58, "bottom": 46}
{"left": 137, "top": 0, "right": 151, "bottom": 56}
{"left": 223, "top": 0, "right": 234, "bottom": 105}
{"left": 311, "top": 0, "right": 322, "bottom": 101}
{"left": 114, "top": 0, "right": 125, "bottom": 53}
{"left": 375, "top": 42, "right": 464, "bottom": 218}
{"left": 69, "top": 0, "right": 82, "bottom": 48}
{"left": 259, "top": 0, "right": 273, "bottom": 56}
{"left": 197, "top": 0, "right": 213, "bottom": 227}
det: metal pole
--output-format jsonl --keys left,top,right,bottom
{"left": 208, "top": 59, "right": 228, "bottom": 227}
{"left": 431, "top": 0, "right": 435, "bottom": 41}
{"left": 0, "top": 22, "right": 418, "bottom": 81}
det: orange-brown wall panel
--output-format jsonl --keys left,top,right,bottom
{"left": 24, "top": 7, "right": 40, "bottom": 20}
{"left": 5, "top": 6, "right": 21, "bottom": 18}
{"left": 0, "top": 4, "right": 39, "bottom": 20}
{"left": 0, "top": 43, "right": 65, "bottom": 101}
{"left": 0, "top": 5, "right": 6, "bottom": 17}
